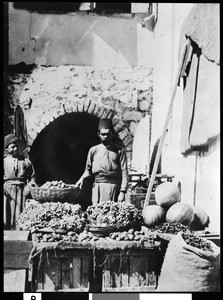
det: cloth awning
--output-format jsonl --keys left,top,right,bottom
{"left": 179, "top": 4, "right": 220, "bottom": 155}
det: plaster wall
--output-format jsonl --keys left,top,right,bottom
{"left": 8, "top": 3, "right": 153, "bottom": 68}
{"left": 152, "top": 3, "right": 220, "bottom": 232}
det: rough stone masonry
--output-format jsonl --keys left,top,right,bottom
{"left": 7, "top": 65, "right": 153, "bottom": 153}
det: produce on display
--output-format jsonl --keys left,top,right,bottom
{"left": 77, "top": 230, "right": 100, "bottom": 242}
{"left": 40, "top": 180, "right": 72, "bottom": 189}
{"left": 182, "top": 232, "right": 214, "bottom": 252}
{"left": 155, "top": 182, "right": 180, "bottom": 209}
{"left": 109, "top": 227, "right": 155, "bottom": 243}
{"left": 149, "top": 221, "right": 193, "bottom": 235}
{"left": 142, "top": 205, "right": 166, "bottom": 227}
{"left": 86, "top": 201, "right": 143, "bottom": 231}
{"left": 190, "top": 206, "right": 210, "bottom": 230}
{"left": 30, "top": 180, "right": 80, "bottom": 203}
{"left": 165, "top": 202, "right": 194, "bottom": 226}
{"left": 32, "top": 230, "right": 100, "bottom": 243}
{"left": 32, "top": 227, "right": 155, "bottom": 244}
{"left": 16, "top": 202, "right": 87, "bottom": 233}
{"left": 157, "top": 232, "right": 220, "bottom": 292}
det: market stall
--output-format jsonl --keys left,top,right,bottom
{"left": 7, "top": 180, "right": 219, "bottom": 293}
{"left": 29, "top": 239, "right": 160, "bottom": 292}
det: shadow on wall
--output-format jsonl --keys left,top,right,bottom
{"left": 9, "top": 6, "right": 138, "bottom": 67}
{"left": 13, "top": 2, "right": 83, "bottom": 13}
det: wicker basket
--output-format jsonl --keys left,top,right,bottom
{"left": 30, "top": 185, "right": 81, "bottom": 202}
{"left": 88, "top": 225, "right": 112, "bottom": 237}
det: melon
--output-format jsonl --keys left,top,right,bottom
{"left": 155, "top": 182, "right": 181, "bottom": 209}
{"left": 142, "top": 205, "right": 166, "bottom": 227}
{"left": 190, "top": 206, "right": 210, "bottom": 230}
{"left": 166, "top": 202, "right": 194, "bottom": 226}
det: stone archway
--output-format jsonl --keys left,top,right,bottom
{"left": 24, "top": 100, "right": 133, "bottom": 149}
{"left": 16, "top": 65, "right": 153, "bottom": 174}
{"left": 28, "top": 109, "right": 129, "bottom": 209}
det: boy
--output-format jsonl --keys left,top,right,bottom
{"left": 4, "top": 134, "right": 36, "bottom": 230}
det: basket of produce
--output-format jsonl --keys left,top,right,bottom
{"left": 88, "top": 224, "right": 112, "bottom": 237}
{"left": 30, "top": 180, "right": 81, "bottom": 202}
{"left": 86, "top": 201, "right": 143, "bottom": 233}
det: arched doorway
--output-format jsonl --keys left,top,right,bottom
{"left": 29, "top": 111, "right": 125, "bottom": 208}
{"left": 30, "top": 112, "right": 101, "bottom": 184}
{"left": 29, "top": 112, "right": 101, "bottom": 208}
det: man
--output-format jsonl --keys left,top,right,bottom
{"left": 4, "top": 134, "right": 36, "bottom": 230}
{"left": 76, "top": 118, "right": 128, "bottom": 205}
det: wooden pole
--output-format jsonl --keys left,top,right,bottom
{"left": 143, "top": 39, "right": 191, "bottom": 210}
{"left": 193, "top": 153, "right": 198, "bottom": 206}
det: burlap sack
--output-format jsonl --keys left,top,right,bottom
{"left": 157, "top": 232, "right": 220, "bottom": 292}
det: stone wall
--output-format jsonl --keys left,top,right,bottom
{"left": 7, "top": 65, "right": 153, "bottom": 156}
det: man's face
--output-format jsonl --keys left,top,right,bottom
{"left": 98, "top": 129, "right": 112, "bottom": 144}
{"left": 6, "top": 142, "right": 18, "bottom": 157}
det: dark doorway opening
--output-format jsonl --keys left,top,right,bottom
{"left": 30, "top": 112, "right": 101, "bottom": 184}
{"left": 29, "top": 112, "right": 100, "bottom": 209}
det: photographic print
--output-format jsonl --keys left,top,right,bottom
{"left": 3, "top": 2, "right": 220, "bottom": 294}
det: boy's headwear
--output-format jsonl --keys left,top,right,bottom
{"left": 4, "top": 134, "right": 18, "bottom": 148}
{"left": 98, "top": 118, "right": 113, "bottom": 130}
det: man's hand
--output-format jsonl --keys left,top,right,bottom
{"left": 76, "top": 178, "right": 84, "bottom": 189}
{"left": 118, "top": 191, "right": 126, "bottom": 202}
{"left": 29, "top": 180, "right": 37, "bottom": 188}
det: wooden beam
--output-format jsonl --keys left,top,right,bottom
{"left": 143, "top": 39, "right": 191, "bottom": 209}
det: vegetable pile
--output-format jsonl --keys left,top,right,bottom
{"left": 182, "top": 232, "right": 214, "bottom": 252}
{"left": 16, "top": 202, "right": 87, "bottom": 233}
{"left": 86, "top": 201, "right": 143, "bottom": 231}
{"left": 149, "top": 222, "right": 193, "bottom": 235}
{"left": 32, "top": 228, "right": 155, "bottom": 244}
{"left": 32, "top": 230, "right": 100, "bottom": 243}
{"left": 40, "top": 180, "right": 72, "bottom": 189}
{"left": 109, "top": 228, "right": 154, "bottom": 243}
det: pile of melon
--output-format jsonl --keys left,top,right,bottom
{"left": 142, "top": 182, "right": 209, "bottom": 231}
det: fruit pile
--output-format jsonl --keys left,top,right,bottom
{"left": 32, "top": 231, "right": 90, "bottom": 243}
{"left": 109, "top": 228, "right": 155, "bottom": 243}
{"left": 143, "top": 182, "right": 210, "bottom": 230}
{"left": 149, "top": 222, "right": 193, "bottom": 235}
{"left": 86, "top": 201, "right": 143, "bottom": 231}
{"left": 40, "top": 180, "right": 72, "bottom": 189}
{"left": 32, "top": 227, "right": 155, "bottom": 244}
{"left": 182, "top": 232, "right": 214, "bottom": 252}
{"left": 16, "top": 202, "right": 87, "bottom": 233}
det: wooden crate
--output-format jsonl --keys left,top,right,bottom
{"left": 128, "top": 192, "right": 156, "bottom": 210}
{"left": 101, "top": 248, "right": 158, "bottom": 292}
{"left": 33, "top": 249, "right": 92, "bottom": 292}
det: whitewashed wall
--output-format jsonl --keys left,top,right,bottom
{"left": 151, "top": 3, "right": 220, "bottom": 232}
{"left": 8, "top": 2, "right": 153, "bottom": 68}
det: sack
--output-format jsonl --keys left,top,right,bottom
{"left": 157, "top": 232, "right": 220, "bottom": 292}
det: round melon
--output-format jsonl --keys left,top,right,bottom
{"left": 166, "top": 202, "right": 194, "bottom": 226}
{"left": 142, "top": 205, "right": 166, "bottom": 227}
{"left": 155, "top": 182, "right": 181, "bottom": 209}
{"left": 190, "top": 206, "right": 210, "bottom": 230}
